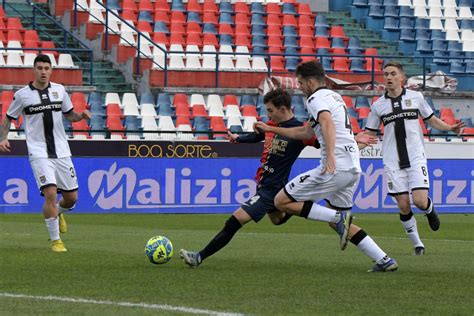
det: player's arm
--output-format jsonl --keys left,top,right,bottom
{"left": 64, "top": 109, "right": 92, "bottom": 122}
{"left": 228, "top": 130, "right": 265, "bottom": 143}
{"left": 425, "top": 116, "right": 465, "bottom": 135}
{"left": 318, "top": 111, "right": 336, "bottom": 174}
{"left": 356, "top": 131, "right": 378, "bottom": 150}
{"left": 254, "top": 121, "right": 314, "bottom": 140}
{"left": 0, "top": 116, "right": 12, "bottom": 152}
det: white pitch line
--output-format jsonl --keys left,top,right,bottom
{"left": 0, "top": 293, "right": 244, "bottom": 316}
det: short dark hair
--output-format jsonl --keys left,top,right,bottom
{"left": 33, "top": 54, "right": 52, "bottom": 66}
{"left": 384, "top": 61, "right": 404, "bottom": 73}
{"left": 263, "top": 88, "right": 291, "bottom": 109}
{"left": 295, "top": 60, "right": 325, "bottom": 82}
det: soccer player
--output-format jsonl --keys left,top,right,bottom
{"left": 363, "top": 61, "right": 464, "bottom": 255}
{"left": 179, "top": 88, "right": 386, "bottom": 272}
{"left": 254, "top": 61, "right": 398, "bottom": 272}
{"left": 0, "top": 54, "right": 91, "bottom": 252}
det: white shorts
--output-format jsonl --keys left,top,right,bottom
{"left": 29, "top": 157, "right": 79, "bottom": 192}
{"left": 384, "top": 163, "right": 430, "bottom": 196}
{"left": 284, "top": 166, "right": 360, "bottom": 210}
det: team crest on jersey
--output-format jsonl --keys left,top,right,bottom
{"left": 308, "top": 116, "right": 317, "bottom": 128}
{"left": 388, "top": 181, "right": 393, "bottom": 190}
{"left": 52, "top": 92, "right": 58, "bottom": 99}
{"left": 39, "top": 175, "right": 46, "bottom": 184}
{"left": 405, "top": 100, "right": 412, "bottom": 107}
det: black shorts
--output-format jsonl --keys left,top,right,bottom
{"left": 241, "top": 191, "right": 279, "bottom": 223}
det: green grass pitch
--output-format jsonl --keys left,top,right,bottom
{"left": 1, "top": 213, "right": 473, "bottom": 315}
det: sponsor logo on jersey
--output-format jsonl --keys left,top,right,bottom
{"left": 381, "top": 109, "right": 419, "bottom": 125}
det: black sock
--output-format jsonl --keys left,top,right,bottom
{"left": 299, "top": 201, "right": 313, "bottom": 218}
{"left": 400, "top": 211, "right": 414, "bottom": 222}
{"left": 350, "top": 229, "right": 368, "bottom": 246}
{"left": 274, "top": 213, "right": 293, "bottom": 225}
{"left": 199, "top": 215, "right": 242, "bottom": 261}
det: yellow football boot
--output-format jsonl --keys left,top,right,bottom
{"left": 58, "top": 213, "right": 67, "bottom": 234}
{"left": 51, "top": 239, "right": 67, "bottom": 252}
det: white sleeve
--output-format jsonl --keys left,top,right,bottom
{"left": 6, "top": 92, "right": 24, "bottom": 120}
{"left": 307, "top": 97, "right": 330, "bottom": 123}
{"left": 418, "top": 93, "right": 434, "bottom": 120}
{"left": 365, "top": 105, "right": 380, "bottom": 131}
{"left": 61, "top": 87, "right": 74, "bottom": 114}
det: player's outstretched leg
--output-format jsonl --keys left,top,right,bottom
{"left": 179, "top": 249, "right": 201, "bottom": 268}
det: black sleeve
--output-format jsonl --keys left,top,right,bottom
{"left": 236, "top": 132, "right": 265, "bottom": 143}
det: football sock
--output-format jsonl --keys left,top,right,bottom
{"left": 199, "top": 215, "right": 242, "bottom": 261}
{"left": 421, "top": 197, "right": 433, "bottom": 214}
{"left": 274, "top": 213, "right": 293, "bottom": 225}
{"left": 400, "top": 212, "right": 424, "bottom": 248}
{"left": 350, "top": 230, "right": 389, "bottom": 264}
{"left": 45, "top": 217, "right": 60, "bottom": 242}
{"left": 57, "top": 202, "right": 75, "bottom": 214}
{"left": 300, "top": 201, "right": 339, "bottom": 223}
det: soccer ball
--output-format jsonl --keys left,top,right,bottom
{"left": 145, "top": 235, "right": 173, "bottom": 264}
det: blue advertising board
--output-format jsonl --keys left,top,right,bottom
{"left": 1, "top": 157, "right": 472, "bottom": 214}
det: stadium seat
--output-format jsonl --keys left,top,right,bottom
{"left": 192, "top": 104, "right": 208, "bottom": 118}
{"left": 57, "top": 54, "right": 76, "bottom": 68}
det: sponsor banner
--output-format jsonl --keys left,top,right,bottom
{"left": 0, "top": 157, "right": 473, "bottom": 214}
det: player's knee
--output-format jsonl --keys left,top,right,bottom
{"left": 42, "top": 186, "right": 57, "bottom": 203}
{"left": 274, "top": 191, "right": 288, "bottom": 211}
{"left": 62, "top": 192, "right": 78, "bottom": 208}
{"left": 412, "top": 196, "right": 427, "bottom": 210}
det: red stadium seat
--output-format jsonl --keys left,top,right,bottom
{"left": 175, "top": 103, "right": 191, "bottom": 117}
{"left": 300, "top": 36, "right": 315, "bottom": 49}
{"left": 203, "top": 33, "right": 218, "bottom": 46}
{"left": 365, "top": 48, "right": 378, "bottom": 56}
{"left": 234, "top": 35, "right": 250, "bottom": 47}
{"left": 298, "top": 15, "right": 313, "bottom": 27}
{"left": 187, "top": 22, "right": 202, "bottom": 34}
{"left": 155, "top": 0, "right": 170, "bottom": 12}
{"left": 268, "top": 36, "right": 283, "bottom": 48}
{"left": 267, "top": 25, "right": 282, "bottom": 37}
{"left": 219, "top": 24, "right": 234, "bottom": 36}
{"left": 137, "top": 21, "right": 153, "bottom": 33}
{"left": 7, "top": 17, "right": 23, "bottom": 31}
{"left": 330, "top": 26, "right": 346, "bottom": 38}
{"left": 170, "top": 22, "right": 185, "bottom": 34}
{"left": 169, "top": 33, "right": 185, "bottom": 45}
{"left": 343, "top": 96, "right": 354, "bottom": 108}
{"left": 358, "top": 107, "right": 371, "bottom": 119}
{"left": 106, "top": 104, "right": 123, "bottom": 117}
{"left": 223, "top": 95, "right": 239, "bottom": 107}
{"left": 270, "top": 56, "right": 286, "bottom": 72}
{"left": 235, "top": 24, "right": 250, "bottom": 36}
{"left": 350, "top": 117, "right": 363, "bottom": 133}
{"left": 298, "top": 3, "right": 312, "bottom": 15}
{"left": 187, "top": 0, "right": 202, "bottom": 13}
{"left": 268, "top": 46, "right": 283, "bottom": 54}
{"left": 186, "top": 33, "right": 202, "bottom": 46}
{"left": 202, "top": 12, "right": 218, "bottom": 25}
{"left": 7, "top": 30, "right": 23, "bottom": 43}
{"left": 122, "top": 0, "right": 138, "bottom": 11}
{"left": 462, "top": 127, "right": 474, "bottom": 140}
{"left": 235, "top": 13, "right": 250, "bottom": 26}
{"left": 299, "top": 25, "right": 313, "bottom": 37}
{"left": 24, "top": 30, "right": 40, "bottom": 42}
{"left": 171, "top": 11, "right": 186, "bottom": 24}
{"left": 192, "top": 104, "right": 208, "bottom": 118}
{"left": 41, "top": 41, "right": 58, "bottom": 56}
{"left": 210, "top": 116, "right": 225, "bottom": 129}
{"left": 139, "top": 0, "right": 154, "bottom": 12}
{"left": 315, "top": 37, "right": 330, "bottom": 49}
{"left": 267, "top": 14, "right": 281, "bottom": 26}
{"left": 71, "top": 92, "right": 88, "bottom": 111}
{"left": 203, "top": 0, "right": 218, "bottom": 13}
{"left": 173, "top": 94, "right": 189, "bottom": 107}
{"left": 234, "top": 2, "right": 250, "bottom": 14}
{"left": 365, "top": 57, "right": 383, "bottom": 74}
{"left": 242, "top": 106, "right": 258, "bottom": 117}
{"left": 121, "top": 9, "right": 137, "bottom": 21}
{"left": 72, "top": 120, "right": 90, "bottom": 138}
{"left": 333, "top": 58, "right": 351, "bottom": 72}
{"left": 176, "top": 115, "right": 191, "bottom": 127}
{"left": 418, "top": 117, "right": 429, "bottom": 134}
{"left": 154, "top": 11, "right": 169, "bottom": 23}
{"left": 282, "top": 15, "right": 297, "bottom": 27}
{"left": 153, "top": 32, "right": 169, "bottom": 46}
{"left": 266, "top": 3, "right": 281, "bottom": 15}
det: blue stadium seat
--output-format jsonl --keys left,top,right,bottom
{"left": 154, "top": 22, "right": 169, "bottom": 33}
{"left": 415, "top": 29, "right": 431, "bottom": 41}
{"left": 415, "top": 19, "right": 430, "bottom": 30}
{"left": 138, "top": 11, "right": 153, "bottom": 23}
{"left": 465, "top": 60, "right": 474, "bottom": 74}
{"left": 187, "top": 12, "right": 202, "bottom": 23}
{"left": 240, "top": 95, "right": 255, "bottom": 107}
{"left": 315, "top": 26, "right": 329, "bottom": 37}
{"left": 285, "top": 57, "right": 300, "bottom": 72}
{"left": 258, "top": 105, "right": 268, "bottom": 118}
{"left": 384, "top": 5, "right": 399, "bottom": 17}
{"left": 321, "top": 57, "right": 333, "bottom": 72}
{"left": 282, "top": 3, "right": 297, "bottom": 15}
{"left": 171, "top": 0, "right": 185, "bottom": 11}
{"left": 431, "top": 30, "right": 445, "bottom": 40}
{"left": 89, "top": 102, "right": 105, "bottom": 116}
{"left": 399, "top": 6, "right": 414, "bottom": 17}
{"left": 229, "top": 125, "right": 243, "bottom": 134}
{"left": 317, "top": 48, "right": 330, "bottom": 56}
{"left": 461, "top": 117, "right": 473, "bottom": 127}
{"left": 219, "top": 34, "right": 233, "bottom": 46}
{"left": 399, "top": 29, "right": 415, "bottom": 41}
{"left": 219, "top": 2, "right": 234, "bottom": 14}
{"left": 88, "top": 92, "right": 102, "bottom": 104}
{"left": 157, "top": 93, "right": 171, "bottom": 106}
{"left": 251, "top": 25, "right": 266, "bottom": 36}
{"left": 256, "top": 95, "right": 265, "bottom": 109}
{"left": 383, "top": 0, "right": 397, "bottom": 5}
{"left": 291, "top": 96, "right": 305, "bottom": 108}
{"left": 203, "top": 23, "right": 217, "bottom": 34}
{"left": 399, "top": 17, "right": 415, "bottom": 29}
{"left": 284, "top": 36, "right": 299, "bottom": 48}
{"left": 432, "top": 40, "right": 447, "bottom": 51}
{"left": 347, "top": 107, "right": 358, "bottom": 118}
{"left": 252, "top": 35, "right": 267, "bottom": 48}
{"left": 384, "top": 17, "right": 399, "bottom": 30}
{"left": 449, "top": 61, "right": 465, "bottom": 74}
{"left": 460, "top": 20, "right": 472, "bottom": 30}
{"left": 285, "top": 47, "right": 299, "bottom": 56}
{"left": 416, "top": 40, "right": 432, "bottom": 53}
{"left": 348, "top": 37, "right": 362, "bottom": 50}
{"left": 250, "top": 2, "right": 265, "bottom": 14}
{"left": 331, "top": 38, "right": 346, "bottom": 49}
{"left": 368, "top": 0, "right": 383, "bottom": 4}
{"left": 350, "top": 58, "right": 366, "bottom": 72}
{"left": 125, "top": 116, "right": 141, "bottom": 130}
{"left": 251, "top": 14, "right": 266, "bottom": 26}
{"left": 90, "top": 116, "right": 106, "bottom": 129}
{"left": 355, "top": 96, "right": 370, "bottom": 108}
{"left": 315, "top": 15, "right": 329, "bottom": 28}
{"left": 352, "top": 0, "right": 368, "bottom": 5}
{"left": 252, "top": 46, "right": 266, "bottom": 55}
{"left": 219, "top": 13, "right": 234, "bottom": 24}
{"left": 158, "top": 103, "right": 176, "bottom": 116}
{"left": 140, "top": 93, "right": 155, "bottom": 105}
{"left": 459, "top": 0, "right": 472, "bottom": 7}
{"left": 293, "top": 106, "right": 309, "bottom": 121}
{"left": 449, "top": 51, "right": 465, "bottom": 61}
{"left": 368, "top": 5, "right": 384, "bottom": 17}
{"left": 433, "top": 51, "right": 450, "bottom": 64}
{"left": 283, "top": 26, "right": 297, "bottom": 37}
{"left": 106, "top": 0, "right": 120, "bottom": 10}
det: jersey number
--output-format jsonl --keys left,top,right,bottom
{"left": 343, "top": 107, "right": 353, "bottom": 134}
{"left": 421, "top": 166, "right": 427, "bottom": 176}
{"left": 70, "top": 167, "right": 76, "bottom": 178}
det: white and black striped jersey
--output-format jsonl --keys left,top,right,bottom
{"left": 306, "top": 87, "right": 361, "bottom": 172}
{"left": 365, "top": 88, "right": 434, "bottom": 170}
{"left": 6, "top": 82, "right": 73, "bottom": 158}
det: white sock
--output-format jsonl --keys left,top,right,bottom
{"left": 357, "top": 236, "right": 390, "bottom": 264}
{"left": 57, "top": 202, "right": 74, "bottom": 215}
{"left": 307, "top": 203, "right": 339, "bottom": 223}
{"left": 45, "top": 217, "right": 60, "bottom": 242}
{"left": 401, "top": 216, "right": 424, "bottom": 248}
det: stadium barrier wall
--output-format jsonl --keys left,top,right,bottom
{"left": 1, "top": 140, "right": 473, "bottom": 214}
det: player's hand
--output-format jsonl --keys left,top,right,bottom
{"left": 253, "top": 122, "right": 270, "bottom": 134}
{"left": 227, "top": 131, "right": 239, "bottom": 143}
{"left": 450, "top": 121, "right": 465, "bottom": 135}
{"left": 0, "top": 139, "right": 11, "bottom": 152}
{"left": 322, "top": 154, "right": 336, "bottom": 174}
{"left": 355, "top": 131, "right": 378, "bottom": 146}
{"left": 81, "top": 110, "right": 92, "bottom": 120}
